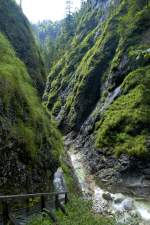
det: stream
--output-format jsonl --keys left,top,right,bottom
{"left": 64, "top": 142, "right": 150, "bottom": 225}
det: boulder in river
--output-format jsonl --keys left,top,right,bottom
{"left": 114, "top": 193, "right": 125, "bottom": 204}
{"left": 122, "top": 198, "right": 134, "bottom": 211}
{"left": 102, "top": 192, "right": 113, "bottom": 201}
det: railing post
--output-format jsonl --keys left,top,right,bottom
{"left": 2, "top": 201, "right": 9, "bottom": 225}
{"left": 65, "top": 193, "right": 69, "bottom": 204}
{"left": 26, "top": 198, "right": 30, "bottom": 215}
{"left": 41, "top": 195, "right": 45, "bottom": 211}
{"left": 55, "top": 194, "right": 59, "bottom": 210}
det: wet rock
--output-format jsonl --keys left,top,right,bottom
{"left": 114, "top": 193, "right": 125, "bottom": 204}
{"left": 122, "top": 198, "right": 134, "bottom": 211}
{"left": 102, "top": 192, "right": 113, "bottom": 201}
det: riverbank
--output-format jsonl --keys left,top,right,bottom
{"left": 64, "top": 136, "right": 150, "bottom": 225}
{"left": 28, "top": 196, "right": 115, "bottom": 225}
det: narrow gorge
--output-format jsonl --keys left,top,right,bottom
{"left": 42, "top": 0, "right": 150, "bottom": 223}
{"left": 0, "top": 0, "right": 150, "bottom": 224}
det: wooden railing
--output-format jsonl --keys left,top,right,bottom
{"left": 0, "top": 191, "right": 69, "bottom": 225}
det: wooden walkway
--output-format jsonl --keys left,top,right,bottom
{"left": 0, "top": 191, "right": 69, "bottom": 225}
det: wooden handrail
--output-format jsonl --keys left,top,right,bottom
{"left": 0, "top": 191, "right": 68, "bottom": 200}
{"left": 0, "top": 191, "right": 69, "bottom": 225}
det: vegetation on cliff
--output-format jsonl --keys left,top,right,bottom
{"left": 44, "top": 0, "right": 150, "bottom": 157}
{"left": 95, "top": 1, "right": 150, "bottom": 157}
{"left": 32, "top": 20, "right": 61, "bottom": 71}
{"left": 96, "top": 66, "right": 150, "bottom": 157}
{"left": 0, "top": 32, "right": 62, "bottom": 193}
{"left": 0, "top": 0, "right": 46, "bottom": 94}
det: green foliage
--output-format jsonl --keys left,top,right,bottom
{"left": 44, "top": 0, "right": 150, "bottom": 158}
{"left": 26, "top": 215, "right": 51, "bottom": 225}
{"left": 0, "top": 0, "right": 46, "bottom": 94}
{"left": 32, "top": 20, "right": 61, "bottom": 71}
{"left": 52, "top": 98, "right": 62, "bottom": 116}
{"left": 43, "top": 24, "right": 97, "bottom": 112}
{"left": 0, "top": 33, "right": 62, "bottom": 192}
{"left": 44, "top": 4, "right": 118, "bottom": 130}
{"left": 27, "top": 196, "right": 115, "bottom": 225}
{"left": 94, "top": 0, "right": 150, "bottom": 157}
{"left": 96, "top": 66, "right": 150, "bottom": 157}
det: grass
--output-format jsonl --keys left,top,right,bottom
{"left": 27, "top": 196, "right": 115, "bottom": 225}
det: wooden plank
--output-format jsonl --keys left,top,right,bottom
{"left": 0, "top": 191, "right": 68, "bottom": 201}
{"left": 9, "top": 213, "right": 20, "bottom": 225}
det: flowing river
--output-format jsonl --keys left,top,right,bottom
{"left": 65, "top": 144, "right": 150, "bottom": 225}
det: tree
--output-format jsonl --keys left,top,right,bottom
{"left": 146, "top": 0, "right": 149, "bottom": 7}
{"left": 20, "top": 0, "right": 22, "bottom": 8}
{"left": 81, "top": 0, "right": 85, "bottom": 6}
{"left": 66, "top": 0, "right": 73, "bottom": 16}
{"left": 65, "top": 0, "right": 74, "bottom": 36}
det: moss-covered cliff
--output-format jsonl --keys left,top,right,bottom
{"left": 0, "top": 33, "right": 62, "bottom": 194}
{"left": 0, "top": 0, "right": 63, "bottom": 194}
{"left": 0, "top": 0, "right": 46, "bottom": 94}
{"left": 44, "top": 0, "right": 150, "bottom": 195}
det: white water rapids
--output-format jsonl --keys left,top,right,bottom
{"left": 67, "top": 148, "right": 150, "bottom": 225}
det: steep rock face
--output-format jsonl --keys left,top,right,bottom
{"left": 0, "top": 33, "right": 61, "bottom": 194}
{"left": 0, "top": 0, "right": 46, "bottom": 95}
{"left": 43, "top": 0, "right": 117, "bottom": 127}
{"left": 44, "top": 0, "right": 150, "bottom": 196}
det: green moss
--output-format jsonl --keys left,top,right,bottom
{"left": 94, "top": 1, "right": 150, "bottom": 158}
{"left": 44, "top": 0, "right": 150, "bottom": 159}
{"left": 0, "top": 0, "right": 46, "bottom": 94}
{"left": 52, "top": 98, "right": 62, "bottom": 116}
{"left": 0, "top": 32, "right": 62, "bottom": 192}
{"left": 96, "top": 66, "right": 150, "bottom": 157}
{"left": 11, "top": 122, "right": 37, "bottom": 158}
{"left": 43, "top": 4, "right": 104, "bottom": 117}
{"left": 65, "top": 16, "right": 119, "bottom": 129}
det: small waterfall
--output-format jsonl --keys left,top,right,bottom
{"left": 53, "top": 168, "right": 67, "bottom": 202}
{"left": 100, "top": 86, "right": 121, "bottom": 113}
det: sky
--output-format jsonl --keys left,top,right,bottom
{"left": 16, "top": 0, "right": 81, "bottom": 23}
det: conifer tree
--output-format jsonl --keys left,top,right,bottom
{"left": 146, "top": 0, "right": 149, "bottom": 7}
{"left": 81, "top": 0, "right": 85, "bottom": 6}
{"left": 66, "top": 0, "right": 73, "bottom": 17}
{"left": 20, "top": 0, "right": 22, "bottom": 8}
{"left": 65, "top": 0, "right": 74, "bottom": 36}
